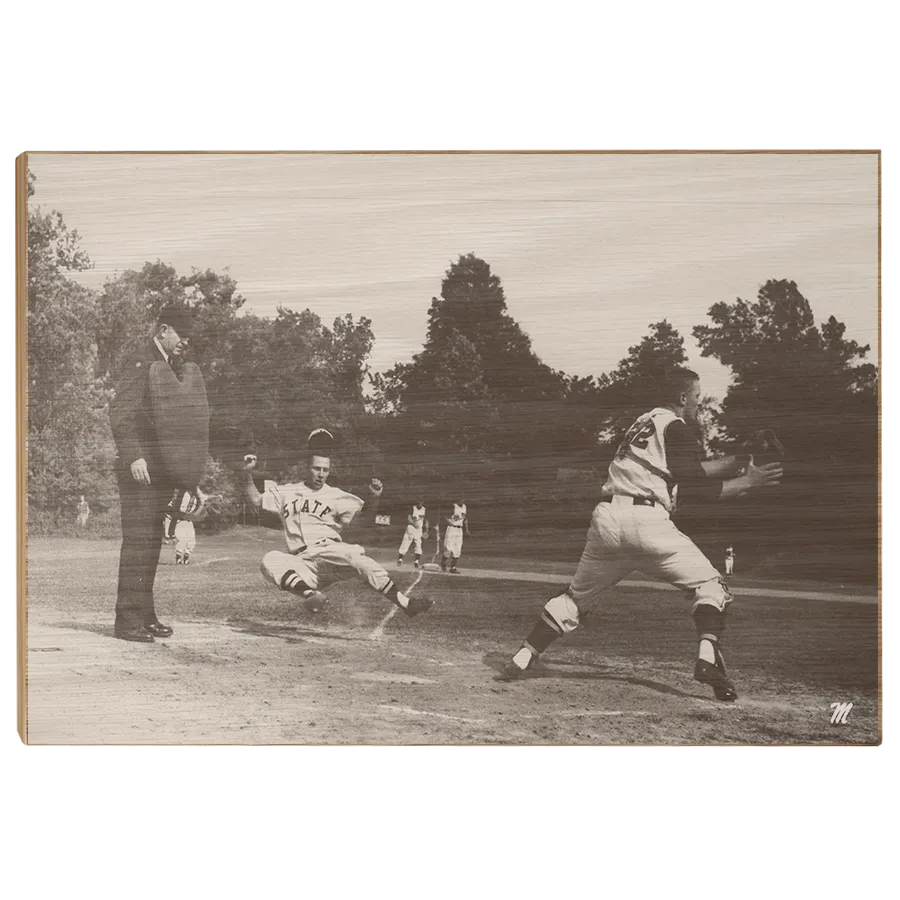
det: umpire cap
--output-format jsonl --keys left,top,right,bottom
{"left": 158, "top": 304, "right": 195, "bottom": 338}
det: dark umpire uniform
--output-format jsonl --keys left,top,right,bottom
{"left": 109, "top": 305, "right": 200, "bottom": 642}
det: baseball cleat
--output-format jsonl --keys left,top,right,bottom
{"left": 694, "top": 650, "right": 737, "bottom": 702}
{"left": 400, "top": 594, "right": 434, "bottom": 617}
{"left": 496, "top": 648, "right": 536, "bottom": 681}
{"left": 449, "top": 567, "right": 459, "bottom": 574}
{"left": 301, "top": 589, "right": 328, "bottom": 613}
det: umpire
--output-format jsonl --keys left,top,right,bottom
{"left": 109, "top": 304, "right": 205, "bottom": 642}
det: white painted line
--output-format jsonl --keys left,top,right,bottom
{"left": 406, "top": 570, "right": 424, "bottom": 594}
{"left": 368, "top": 571, "right": 425, "bottom": 640}
{"left": 353, "top": 673, "right": 437, "bottom": 685}
{"left": 196, "top": 556, "right": 232, "bottom": 566}
{"left": 368, "top": 606, "right": 397, "bottom": 641}
{"left": 391, "top": 651, "right": 455, "bottom": 667}
{"left": 618, "top": 579, "right": 876, "bottom": 604}
{"left": 390, "top": 563, "right": 875, "bottom": 604}
{"left": 378, "top": 704, "right": 485, "bottom": 725}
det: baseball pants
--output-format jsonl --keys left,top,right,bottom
{"left": 261, "top": 541, "right": 393, "bottom": 593}
{"left": 725, "top": 558, "right": 734, "bottom": 576}
{"left": 398, "top": 527, "right": 424, "bottom": 556}
{"left": 175, "top": 522, "right": 196, "bottom": 556}
{"left": 543, "top": 496, "right": 730, "bottom": 635}
{"left": 444, "top": 526, "right": 464, "bottom": 557}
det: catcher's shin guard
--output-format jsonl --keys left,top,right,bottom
{"left": 692, "top": 600, "right": 736, "bottom": 701}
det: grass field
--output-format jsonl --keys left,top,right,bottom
{"left": 23, "top": 528, "right": 880, "bottom": 745}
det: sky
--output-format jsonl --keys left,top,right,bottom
{"left": 27, "top": 152, "right": 879, "bottom": 402}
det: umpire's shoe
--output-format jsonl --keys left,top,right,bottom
{"left": 145, "top": 621, "right": 174, "bottom": 638}
{"left": 115, "top": 625, "right": 155, "bottom": 643}
{"left": 694, "top": 648, "right": 738, "bottom": 702}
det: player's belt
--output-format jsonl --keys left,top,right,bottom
{"left": 290, "top": 537, "right": 334, "bottom": 555}
{"left": 447, "top": 523, "right": 463, "bottom": 527}
{"left": 600, "top": 495, "right": 660, "bottom": 508}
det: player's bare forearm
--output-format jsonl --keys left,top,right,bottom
{"left": 243, "top": 469, "right": 263, "bottom": 509}
{"left": 701, "top": 455, "right": 747, "bottom": 479}
{"left": 719, "top": 475, "right": 752, "bottom": 500}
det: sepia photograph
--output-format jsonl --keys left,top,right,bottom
{"left": 16, "top": 150, "right": 880, "bottom": 745}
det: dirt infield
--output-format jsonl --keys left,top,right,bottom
{"left": 23, "top": 530, "right": 879, "bottom": 744}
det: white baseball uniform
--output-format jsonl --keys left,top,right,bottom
{"left": 443, "top": 503, "right": 467, "bottom": 557}
{"left": 399, "top": 504, "right": 427, "bottom": 555}
{"left": 724, "top": 547, "right": 735, "bottom": 576}
{"left": 174, "top": 519, "right": 196, "bottom": 556}
{"left": 542, "top": 407, "right": 731, "bottom": 634}
{"left": 259, "top": 479, "right": 393, "bottom": 593}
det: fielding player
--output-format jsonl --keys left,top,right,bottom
{"left": 499, "top": 368, "right": 783, "bottom": 701}
{"left": 724, "top": 545, "right": 735, "bottom": 578}
{"left": 441, "top": 501, "right": 469, "bottom": 574}
{"left": 397, "top": 500, "right": 429, "bottom": 568}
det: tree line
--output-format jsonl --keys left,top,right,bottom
{"left": 26, "top": 176, "right": 878, "bottom": 582}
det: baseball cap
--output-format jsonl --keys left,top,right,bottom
{"left": 158, "top": 304, "right": 195, "bottom": 338}
{"left": 308, "top": 428, "right": 335, "bottom": 455}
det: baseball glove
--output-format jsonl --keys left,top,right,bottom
{"left": 743, "top": 429, "right": 785, "bottom": 466}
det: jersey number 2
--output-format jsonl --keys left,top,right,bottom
{"left": 627, "top": 420, "right": 656, "bottom": 450}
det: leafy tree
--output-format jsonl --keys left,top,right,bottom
{"left": 373, "top": 255, "right": 565, "bottom": 453}
{"left": 200, "top": 305, "right": 375, "bottom": 474}
{"left": 27, "top": 173, "right": 115, "bottom": 515}
{"left": 692, "top": 279, "right": 878, "bottom": 581}
{"left": 433, "top": 255, "right": 563, "bottom": 401}
{"left": 95, "top": 260, "right": 190, "bottom": 376}
{"left": 693, "top": 279, "right": 877, "bottom": 458}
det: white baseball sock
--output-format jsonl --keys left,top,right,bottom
{"left": 512, "top": 646, "right": 534, "bottom": 670}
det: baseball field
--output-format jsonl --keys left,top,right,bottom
{"left": 24, "top": 528, "right": 879, "bottom": 745}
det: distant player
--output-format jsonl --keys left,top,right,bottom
{"left": 76, "top": 495, "right": 90, "bottom": 527}
{"left": 724, "top": 545, "right": 735, "bottom": 578}
{"left": 163, "top": 488, "right": 206, "bottom": 564}
{"left": 442, "top": 501, "right": 469, "bottom": 574}
{"left": 174, "top": 518, "right": 196, "bottom": 565}
{"left": 397, "top": 500, "right": 428, "bottom": 568}
{"left": 243, "top": 429, "right": 433, "bottom": 617}
{"left": 498, "top": 368, "right": 782, "bottom": 701}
